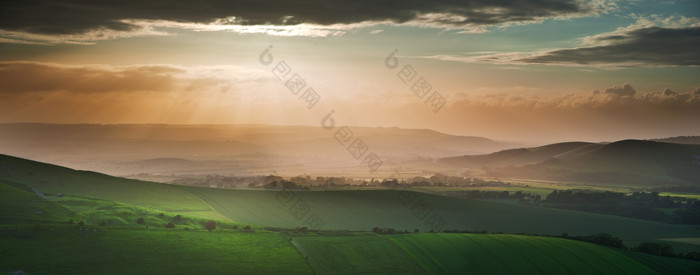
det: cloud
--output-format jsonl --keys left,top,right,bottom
{"left": 0, "top": 61, "right": 276, "bottom": 96}
{"left": 0, "top": 0, "right": 615, "bottom": 43}
{"left": 420, "top": 16, "right": 700, "bottom": 66}
{"left": 0, "top": 61, "right": 290, "bottom": 125}
{"left": 517, "top": 26, "right": 700, "bottom": 66}
{"left": 444, "top": 83, "right": 700, "bottom": 115}
{"left": 602, "top": 83, "right": 635, "bottom": 96}
{"left": 0, "top": 62, "right": 184, "bottom": 93}
{"left": 426, "top": 84, "right": 700, "bottom": 141}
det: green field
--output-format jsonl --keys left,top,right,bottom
{"left": 191, "top": 188, "right": 700, "bottom": 247}
{"left": 292, "top": 234, "right": 422, "bottom": 274}
{"left": 0, "top": 226, "right": 312, "bottom": 274}
{"left": 2, "top": 153, "right": 700, "bottom": 274}
{"left": 2, "top": 154, "right": 698, "bottom": 248}
{"left": 660, "top": 192, "right": 700, "bottom": 200}
{"left": 387, "top": 234, "right": 655, "bottom": 274}
{"left": 0, "top": 180, "right": 77, "bottom": 225}
{"left": 5, "top": 221, "right": 699, "bottom": 274}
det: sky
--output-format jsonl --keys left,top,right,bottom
{"left": 0, "top": 0, "right": 699, "bottom": 143}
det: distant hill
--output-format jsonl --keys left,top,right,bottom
{"left": 0, "top": 123, "right": 519, "bottom": 176}
{"left": 439, "top": 142, "right": 600, "bottom": 167}
{"left": 440, "top": 140, "right": 700, "bottom": 185}
{"left": 650, "top": 136, "right": 700, "bottom": 145}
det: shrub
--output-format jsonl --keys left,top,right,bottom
{"left": 136, "top": 217, "right": 145, "bottom": 224}
{"left": 204, "top": 220, "right": 217, "bottom": 231}
{"left": 633, "top": 242, "right": 675, "bottom": 257}
{"left": 99, "top": 221, "right": 106, "bottom": 226}
{"left": 165, "top": 222, "right": 175, "bottom": 228}
{"left": 173, "top": 215, "right": 183, "bottom": 222}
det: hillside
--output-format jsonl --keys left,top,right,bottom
{"left": 1, "top": 153, "right": 698, "bottom": 247}
{"left": 293, "top": 233, "right": 681, "bottom": 274}
{"left": 440, "top": 140, "right": 700, "bottom": 185}
{"left": 2, "top": 154, "right": 700, "bottom": 274}
{"left": 651, "top": 136, "right": 700, "bottom": 145}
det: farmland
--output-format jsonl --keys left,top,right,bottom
{"left": 2, "top": 154, "right": 700, "bottom": 273}
{"left": 2, "top": 154, "right": 699, "bottom": 247}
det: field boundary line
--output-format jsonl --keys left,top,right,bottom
{"left": 382, "top": 235, "right": 430, "bottom": 274}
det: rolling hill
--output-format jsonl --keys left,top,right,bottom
{"left": 650, "top": 136, "right": 700, "bottom": 145}
{"left": 2, "top": 153, "right": 700, "bottom": 274}
{"left": 0, "top": 123, "right": 519, "bottom": 176}
{"left": 440, "top": 140, "right": 700, "bottom": 185}
{"left": 1, "top": 153, "right": 698, "bottom": 247}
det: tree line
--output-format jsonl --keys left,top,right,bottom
{"left": 540, "top": 190, "right": 700, "bottom": 224}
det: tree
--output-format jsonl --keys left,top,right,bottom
{"left": 204, "top": 220, "right": 217, "bottom": 231}
{"left": 633, "top": 242, "right": 675, "bottom": 257}
{"left": 136, "top": 217, "right": 145, "bottom": 224}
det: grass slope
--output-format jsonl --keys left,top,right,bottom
{"left": 387, "top": 234, "right": 657, "bottom": 274}
{"left": 0, "top": 154, "right": 225, "bottom": 219}
{"left": 2, "top": 173, "right": 699, "bottom": 274}
{"left": 190, "top": 188, "right": 700, "bottom": 247}
{"left": 0, "top": 226, "right": 312, "bottom": 274}
{"left": 2, "top": 153, "right": 698, "bottom": 247}
{"left": 0, "top": 181, "right": 77, "bottom": 225}
{"left": 292, "top": 233, "right": 700, "bottom": 274}
{"left": 292, "top": 234, "right": 423, "bottom": 274}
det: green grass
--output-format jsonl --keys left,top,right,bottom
{"left": 0, "top": 181, "right": 77, "bottom": 225}
{"left": 2, "top": 172, "right": 700, "bottom": 274}
{"left": 188, "top": 188, "right": 700, "bottom": 248}
{"left": 3, "top": 153, "right": 700, "bottom": 274}
{"left": 0, "top": 154, "right": 226, "bottom": 220}
{"left": 659, "top": 192, "right": 700, "bottom": 200}
{"left": 292, "top": 234, "right": 422, "bottom": 274}
{"left": 387, "top": 234, "right": 658, "bottom": 274}
{"left": 3, "top": 153, "right": 698, "bottom": 248}
{"left": 54, "top": 196, "right": 230, "bottom": 229}
{"left": 622, "top": 249, "right": 700, "bottom": 274}
{"left": 0, "top": 226, "right": 312, "bottom": 274}
{"left": 289, "top": 233, "right": 700, "bottom": 274}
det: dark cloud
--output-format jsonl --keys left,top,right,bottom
{"left": 602, "top": 83, "right": 636, "bottom": 96}
{"left": 662, "top": 88, "right": 676, "bottom": 96}
{"left": 0, "top": 62, "right": 183, "bottom": 93}
{"left": 519, "top": 26, "right": 700, "bottom": 66}
{"left": 0, "top": 0, "right": 596, "bottom": 35}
